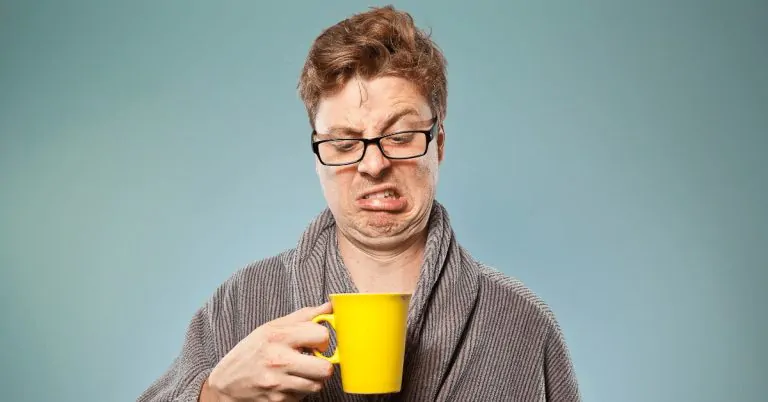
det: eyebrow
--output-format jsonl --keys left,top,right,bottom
{"left": 317, "top": 107, "right": 427, "bottom": 138}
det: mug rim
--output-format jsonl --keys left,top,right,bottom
{"left": 328, "top": 292, "right": 412, "bottom": 297}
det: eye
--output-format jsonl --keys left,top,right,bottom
{"left": 387, "top": 132, "right": 416, "bottom": 144}
{"left": 331, "top": 139, "right": 360, "bottom": 151}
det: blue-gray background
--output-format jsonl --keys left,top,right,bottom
{"left": 1, "top": 0, "right": 766, "bottom": 401}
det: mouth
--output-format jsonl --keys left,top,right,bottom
{"left": 356, "top": 187, "right": 407, "bottom": 212}
{"left": 361, "top": 189, "right": 399, "bottom": 200}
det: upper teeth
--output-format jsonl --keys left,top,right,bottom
{"left": 364, "top": 190, "right": 396, "bottom": 199}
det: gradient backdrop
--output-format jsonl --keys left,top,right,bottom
{"left": 1, "top": 1, "right": 766, "bottom": 401}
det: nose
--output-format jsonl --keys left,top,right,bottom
{"left": 357, "top": 143, "right": 391, "bottom": 178}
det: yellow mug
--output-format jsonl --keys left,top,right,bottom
{"left": 311, "top": 292, "right": 411, "bottom": 394}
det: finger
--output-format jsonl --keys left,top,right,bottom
{"left": 281, "top": 302, "right": 332, "bottom": 323}
{"left": 292, "top": 321, "right": 333, "bottom": 350}
{"left": 285, "top": 349, "right": 336, "bottom": 380}
{"left": 269, "top": 321, "right": 331, "bottom": 350}
{"left": 266, "top": 391, "right": 302, "bottom": 402}
{"left": 277, "top": 374, "right": 325, "bottom": 394}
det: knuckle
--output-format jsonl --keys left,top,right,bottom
{"left": 256, "top": 374, "right": 280, "bottom": 390}
{"left": 266, "top": 329, "right": 287, "bottom": 343}
{"left": 268, "top": 393, "right": 287, "bottom": 402}
{"left": 254, "top": 323, "right": 274, "bottom": 339}
{"left": 264, "top": 354, "right": 287, "bottom": 369}
{"left": 321, "top": 360, "right": 334, "bottom": 377}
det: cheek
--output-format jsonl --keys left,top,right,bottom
{"left": 318, "top": 167, "right": 355, "bottom": 202}
{"left": 413, "top": 152, "right": 439, "bottom": 182}
{"left": 317, "top": 166, "right": 337, "bottom": 198}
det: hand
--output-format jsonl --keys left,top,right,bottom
{"left": 203, "top": 303, "right": 335, "bottom": 402}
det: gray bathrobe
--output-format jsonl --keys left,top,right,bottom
{"left": 138, "top": 201, "right": 581, "bottom": 401}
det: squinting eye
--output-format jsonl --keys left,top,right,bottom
{"left": 388, "top": 133, "right": 415, "bottom": 143}
{"left": 332, "top": 140, "right": 359, "bottom": 151}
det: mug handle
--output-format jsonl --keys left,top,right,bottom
{"left": 311, "top": 314, "right": 340, "bottom": 364}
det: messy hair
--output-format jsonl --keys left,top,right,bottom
{"left": 298, "top": 5, "right": 448, "bottom": 128}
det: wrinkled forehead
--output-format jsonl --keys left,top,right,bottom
{"left": 314, "top": 77, "right": 433, "bottom": 135}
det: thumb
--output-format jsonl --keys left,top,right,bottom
{"left": 285, "top": 301, "right": 333, "bottom": 323}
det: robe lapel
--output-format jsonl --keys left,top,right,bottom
{"left": 287, "top": 209, "right": 335, "bottom": 311}
{"left": 396, "top": 205, "right": 482, "bottom": 401}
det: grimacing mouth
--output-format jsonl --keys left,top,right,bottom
{"left": 362, "top": 189, "right": 400, "bottom": 199}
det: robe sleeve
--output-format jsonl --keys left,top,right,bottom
{"left": 543, "top": 322, "right": 582, "bottom": 402}
{"left": 137, "top": 300, "right": 219, "bottom": 402}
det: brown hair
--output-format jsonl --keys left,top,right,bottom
{"left": 298, "top": 5, "right": 448, "bottom": 128}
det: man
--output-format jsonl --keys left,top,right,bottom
{"left": 139, "top": 5, "right": 580, "bottom": 402}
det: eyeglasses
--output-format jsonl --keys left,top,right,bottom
{"left": 311, "top": 118, "right": 438, "bottom": 166}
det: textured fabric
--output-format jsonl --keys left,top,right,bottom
{"left": 137, "top": 201, "right": 581, "bottom": 401}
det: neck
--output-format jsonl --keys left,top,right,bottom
{"left": 337, "top": 228, "right": 427, "bottom": 294}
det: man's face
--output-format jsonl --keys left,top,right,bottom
{"left": 313, "top": 76, "right": 445, "bottom": 249}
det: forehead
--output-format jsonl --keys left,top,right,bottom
{"left": 314, "top": 76, "right": 432, "bottom": 132}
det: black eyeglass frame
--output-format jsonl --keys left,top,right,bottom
{"left": 311, "top": 117, "right": 439, "bottom": 166}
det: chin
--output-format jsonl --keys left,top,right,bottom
{"left": 360, "top": 212, "right": 402, "bottom": 234}
{"left": 340, "top": 210, "right": 407, "bottom": 239}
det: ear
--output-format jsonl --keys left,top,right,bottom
{"left": 437, "top": 123, "right": 446, "bottom": 163}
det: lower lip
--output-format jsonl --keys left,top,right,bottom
{"left": 356, "top": 196, "right": 407, "bottom": 212}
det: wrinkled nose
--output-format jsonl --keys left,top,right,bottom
{"left": 357, "top": 143, "right": 391, "bottom": 178}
